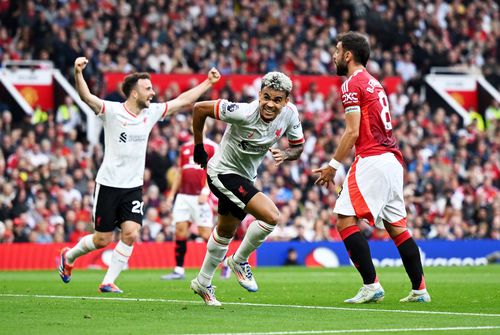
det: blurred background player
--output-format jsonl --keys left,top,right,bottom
{"left": 190, "top": 72, "right": 304, "bottom": 306}
{"left": 160, "top": 134, "right": 229, "bottom": 280}
{"left": 314, "top": 32, "right": 430, "bottom": 303}
{"left": 58, "top": 57, "right": 220, "bottom": 293}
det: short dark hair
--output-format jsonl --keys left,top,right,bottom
{"left": 337, "top": 32, "right": 370, "bottom": 66}
{"left": 121, "top": 72, "right": 151, "bottom": 97}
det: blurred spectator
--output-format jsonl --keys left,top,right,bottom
{"left": 284, "top": 248, "right": 299, "bottom": 265}
{"left": 0, "top": 0, "right": 498, "bottom": 245}
{"left": 31, "top": 105, "right": 49, "bottom": 125}
{"left": 56, "top": 96, "right": 82, "bottom": 134}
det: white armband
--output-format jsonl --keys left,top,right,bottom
{"left": 328, "top": 158, "right": 341, "bottom": 170}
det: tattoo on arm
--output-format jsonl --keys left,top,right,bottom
{"left": 284, "top": 144, "right": 303, "bottom": 161}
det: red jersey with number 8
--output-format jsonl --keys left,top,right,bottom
{"left": 340, "top": 69, "right": 403, "bottom": 164}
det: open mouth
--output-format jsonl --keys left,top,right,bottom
{"left": 264, "top": 108, "right": 274, "bottom": 115}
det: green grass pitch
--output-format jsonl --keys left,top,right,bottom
{"left": 1, "top": 266, "right": 499, "bottom": 335}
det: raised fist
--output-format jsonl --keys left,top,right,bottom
{"left": 74, "top": 57, "right": 88, "bottom": 73}
{"left": 207, "top": 67, "right": 221, "bottom": 84}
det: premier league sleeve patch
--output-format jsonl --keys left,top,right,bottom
{"left": 227, "top": 104, "right": 238, "bottom": 112}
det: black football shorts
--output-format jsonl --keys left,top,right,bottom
{"left": 92, "top": 183, "right": 143, "bottom": 232}
{"left": 207, "top": 173, "right": 259, "bottom": 221}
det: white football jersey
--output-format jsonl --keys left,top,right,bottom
{"left": 208, "top": 99, "right": 304, "bottom": 181}
{"left": 95, "top": 101, "right": 169, "bottom": 188}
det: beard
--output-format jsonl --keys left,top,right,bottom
{"left": 138, "top": 98, "right": 150, "bottom": 109}
{"left": 336, "top": 60, "right": 348, "bottom": 76}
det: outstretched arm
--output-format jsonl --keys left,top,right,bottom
{"left": 74, "top": 57, "right": 103, "bottom": 115}
{"left": 167, "top": 68, "right": 221, "bottom": 116}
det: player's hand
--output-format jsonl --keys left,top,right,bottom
{"left": 194, "top": 143, "right": 208, "bottom": 168}
{"left": 312, "top": 165, "right": 336, "bottom": 188}
{"left": 269, "top": 148, "right": 287, "bottom": 166}
{"left": 207, "top": 68, "right": 221, "bottom": 84}
{"left": 74, "top": 57, "right": 88, "bottom": 73}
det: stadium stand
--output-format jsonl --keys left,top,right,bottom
{"left": 0, "top": 0, "right": 498, "bottom": 244}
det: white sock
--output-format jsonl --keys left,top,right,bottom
{"left": 233, "top": 220, "right": 275, "bottom": 263}
{"left": 66, "top": 234, "right": 96, "bottom": 264}
{"left": 101, "top": 241, "right": 133, "bottom": 284}
{"left": 197, "top": 229, "right": 232, "bottom": 287}
{"left": 174, "top": 266, "right": 185, "bottom": 275}
{"left": 413, "top": 288, "right": 428, "bottom": 295}
{"left": 365, "top": 282, "right": 382, "bottom": 290}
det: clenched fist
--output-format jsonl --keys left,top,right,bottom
{"left": 194, "top": 143, "right": 208, "bottom": 168}
{"left": 74, "top": 57, "right": 88, "bottom": 73}
{"left": 207, "top": 67, "right": 221, "bottom": 84}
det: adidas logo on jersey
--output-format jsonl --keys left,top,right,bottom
{"left": 119, "top": 132, "right": 127, "bottom": 143}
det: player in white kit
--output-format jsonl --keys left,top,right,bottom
{"left": 58, "top": 56, "right": 220, "bottom": 293}
{"left": 189, "top": 72, "right": 305, "bottom": 306}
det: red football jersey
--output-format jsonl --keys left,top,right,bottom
{"left": 178, "top": 139, "right": 217, "bottom": 195}
{"left": 341, "top": 69, "right": 403, "bottom": 163}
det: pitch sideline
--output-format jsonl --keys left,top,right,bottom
{"left": 184, "top": 326, "right": 500, "bottom": 335}
{"left": 1, "top": 293, "right": 500, "bottom": 319}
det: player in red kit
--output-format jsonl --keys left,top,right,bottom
{"left": 314, "top": 32, "right": 430, "bottom": 303}
{"left": 161, "top": 136, "right": 223, "bottom": 280}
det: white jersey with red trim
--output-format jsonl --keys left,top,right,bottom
{"left": 95, "top": 101, "right": 169, "bottom": 188}
{"left": 208, "top": 99, "right": 304, "bottom": 181}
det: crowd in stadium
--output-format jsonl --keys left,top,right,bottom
{"left": 0, "top": 0, "right": 498, "bottom": 244}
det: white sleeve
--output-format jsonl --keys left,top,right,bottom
{"left": 285, "top": 105, "right": 305, "bottom": 145}
{"left": 148, "top": 102, "right": 169, "bottom": 122}
{"left": 214, "top": 99, "right": 249, "bottom": 124}
{"left": 98, "top": 100, "right": 115, "bottom": 122}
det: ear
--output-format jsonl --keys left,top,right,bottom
{"left": 345, "top": 50, "right": 352, "bottom": 62}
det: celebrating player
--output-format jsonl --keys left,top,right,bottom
{"left": 313, "top": 32, "right": 430, "bottom": 303}
{"left": 58, "top": 57, "right": 220, "bottom": 293}
{"left": 190, "top": 72, "right": 304, "bottom": 306}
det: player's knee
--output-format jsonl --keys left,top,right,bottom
{"left": 121, "top": 229, "right": 139, "bottom": 244}
{"left": 336, "top": 214, "right": 356, "bottom": 231}
{"left": 215, "top": 224, "right": 237, "bottom": 239}
{"left": 175, "top": 223, "right": 189, "bottom": 238}
{"left": 198, "top": 229, "right": 211, "bottom": 241}
{"left": 266, "top": 210, "right": 280, "bottom": 226}
{"left": 93, "top": 234, "right": 112, "bottom": 248}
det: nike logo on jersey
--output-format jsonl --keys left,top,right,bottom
{"left": 247, "top": 131, "right": 255, "bottom": 138}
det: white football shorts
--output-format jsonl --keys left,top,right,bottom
{"left": 172, "top": 193, "right": 214, "bottom": 227}
{"left": 333, "top": 153, "right": 407, "bottom": 229}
